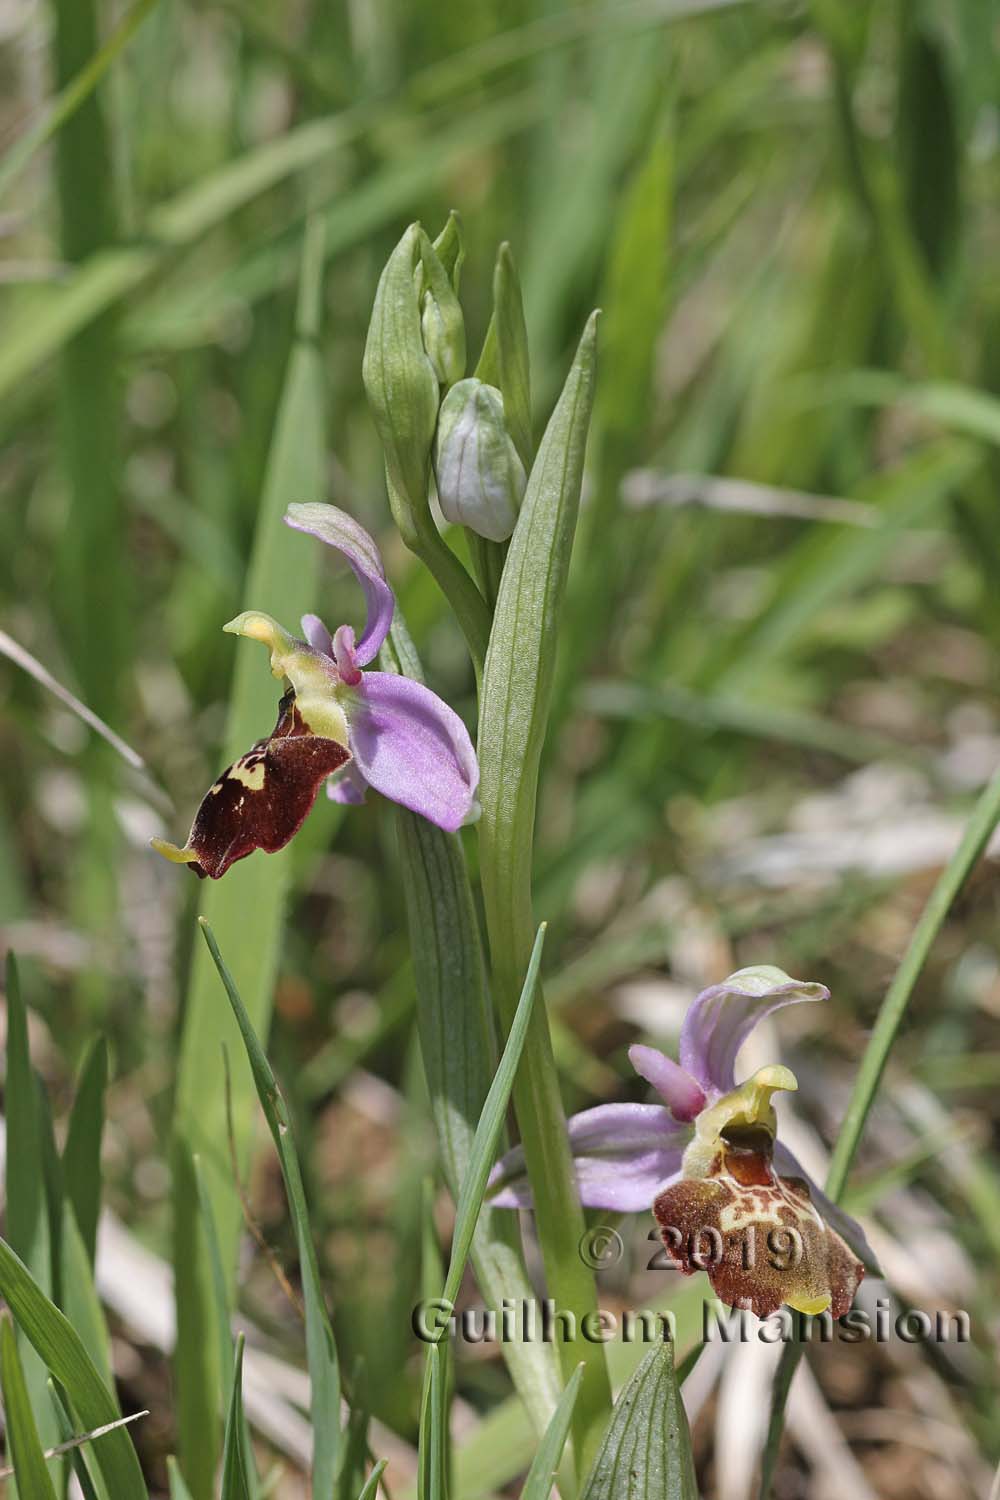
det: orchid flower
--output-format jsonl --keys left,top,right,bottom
{"left": 489, "top": 966, "right": 876, "bottom": 1319}
{"left": 152, "top": 503, "right": 479, "bottom": 879}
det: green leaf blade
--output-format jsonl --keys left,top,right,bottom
{"left": 198, "top": 919, "right": 341, "bottom": 1499}
{"left": 580, "top": 1344, "right": 698, "bottom": 1500}
{"left": 63, "top": 1037, "right": 109, "bottom": 1268}
{"left": 220, "top": 1338, "right": 252, "bottom": 1500}
{"left": 519, "top": 1363, "right": 583, "bottom": 1500}
{"left": 0, "top": 1238, "right": 147, "bottom": 1498}
{"left": 0, "top": 1318, "right": 59, "bottom": 1500}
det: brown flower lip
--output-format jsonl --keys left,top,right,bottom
{"left": 652, "top": 1139, "right": 865, "bottom": 1320}
{"left": 151, "top": 689, "right": 350, "bottom": 880}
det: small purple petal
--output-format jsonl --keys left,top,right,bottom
{"left": 773, "top": 1141, "right": 882, "bottom": 1274}
{"left": 346, "top": 671, "right": 478, "bottom": 831}
{"left": 489, "top": 1103, "right": 689, "bottom": 1212}
{"left": 333, "top": 624, "right": 362, "bottom": 686}
{"left": 628, "top": 1045, "right": 706, "bottom": 1122}
{"left": 679, "top": 965, "right": 829, "bottom": 1097}
{"left": 301, "top": 613, "right": 334, "bottom": 657}
{"left": 327, "top": 761, "right": 368, "bottom": 805}
{"left": 286, "top": 503, "right": 395, "bottom": 666}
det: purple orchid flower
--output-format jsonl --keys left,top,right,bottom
{"left": 490, "top": 965, "right": 876, "bottom": 1320}
{"left": 152, "top": 503, "right": 478, "bottom": 879}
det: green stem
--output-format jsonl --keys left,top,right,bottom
{"left": 387, "top": 474, "right": 492, "bottom": 679}
{"left": 492, "top": 966, "right": 611, "bottom": 1486}
{"left": 758, "top": 763, "right": 1000, "bottom": 1497}
{"left": 408, "top": 508, "right": 493, "bottom": 678}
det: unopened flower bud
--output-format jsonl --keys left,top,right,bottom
{"left": 362, "top": 224, "right": 440, "bottom": 517}
{"left": 434, "top": 378, "right": 526, "bottom": 542}
{"left": 416, "top": 228, "right": 465, "bottom": 389}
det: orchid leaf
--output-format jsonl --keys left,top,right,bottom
{"left": 477, "top": 311, "right": 612, "bottom": 1471}
{"left": 579, "top": 1344, "right": 698, "bottom": 1500}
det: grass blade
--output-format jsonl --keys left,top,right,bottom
{"left": 167, "top": 1459, "right": 196, "bottom": 1500}
{"left": 192, "top": 1155, "right": 260, "bottom": 1498}
{"left": 0, "top": 633, "right": 146, "bottom": 773}
{"left": 0, "top": 1409, "right": 149, "bottom": 1482}
{"left": 0, "top": 1317, "right": 59, "bottom": 1500}
{"left": 0, "top": 1238, "right": 147, "bottom": 1497}
{"left": 519, "top": 1363, "right": 583, "bottom": 1500}
{"left": 416, "top": 1340, "right": 449, "bottom": 1500}
{"left": 4, "top": 956, "right": 62, "bottom": 1471}
{"left": 220, "top": 1338, "right": 252, "bottom": 1500}
{"left": 50, "top": 0, "right": 123, "bottom": 727}
{"left": 199, "top": 918, "right": 341, "bottom": 1499}
{"left": 358, "top": 1460, "right": 388, "bottom": 1500}
{"left": 63, "top": 1037, "right": 108, "bottom": 1268}
{"left": 0, "top": 0, "right": 158, "bottom": 202}
{"left": 60, "top": 1203, "right": 114, "bottom": 1396}
{"left": 192, "top": 1155, "right": 236, "bottom": 1415}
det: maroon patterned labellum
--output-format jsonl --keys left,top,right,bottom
{"left": 178, "top": 689, "right": 350, "bottom": 879}
{"left": 652, "top": 1128, "right": 864, "bottom": 1319}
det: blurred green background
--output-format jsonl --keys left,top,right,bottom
{"left": 2, "top": 0, "right": 1000, "bottom": 1495}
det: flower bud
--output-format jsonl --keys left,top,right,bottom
{"left": 434, "top": 378, "right": 526, "bottom": 542}
{"left": 416, "top": 227, "right": 466, "bottom": 389}
{"left": 362, "top": 224, "right": 440, "bottom": 517}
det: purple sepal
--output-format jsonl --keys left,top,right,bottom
{"left": 679, "top": 966, "right": 829, "bottom": 1096}
{"left": 488, "top": 1103, "right": 688, "bottom": 1213}
{"left": 286, "top": 503, "right": 394, "bottom": 666}
{"left": 347, "top": 671, "right": 479, "bottom": 831}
